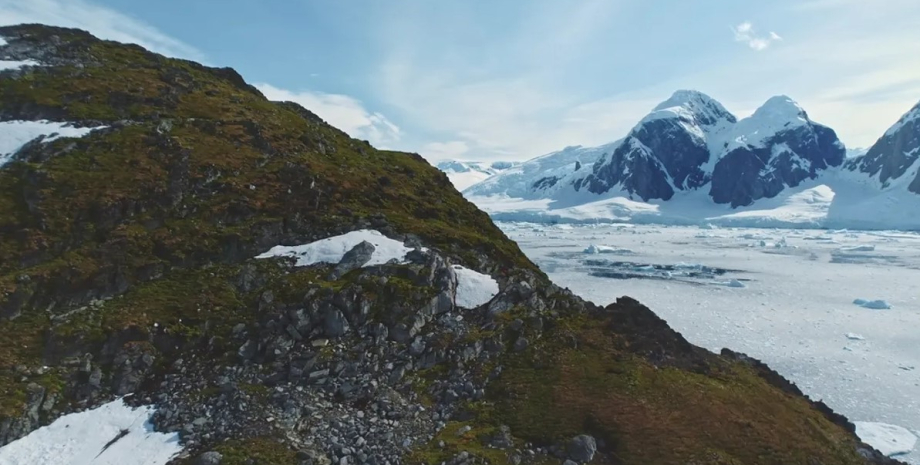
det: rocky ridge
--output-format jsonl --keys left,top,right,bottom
{"left": 843, "top": 99, "right": 920, "bottom": 194}
{"left": 0, "top": 24, "right": 906, "bottom": 465}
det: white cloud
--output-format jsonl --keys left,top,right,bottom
{"left": 0, "top": 0, "right": 203, "bottom": 60}
{"left": 255, "top": 83, "right": 402, "bottom": 147}
{"left": 732, "top": 21, "right": 782, "bottom": 51}
{"left": 419, "top": 141, "right": 469, "bottom": 161}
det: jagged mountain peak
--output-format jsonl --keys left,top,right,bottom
{"left": 645, "top": 89, "right": 737, "bottom": 128}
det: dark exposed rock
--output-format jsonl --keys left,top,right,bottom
{"left": 194, "top": 450, "right": 223, "bottom": 465}
{"left": 330, "top": 241, "right": 375, "bottom": 280}
{"left": 567, "top": 434, "right": 597, "bottom": 463}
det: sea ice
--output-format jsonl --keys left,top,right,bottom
{"left": 854, "top": 422, "right": 917, "bottom": 457}
{"left": 853, "top": 299, "right": 892, "bottom": 310}
{"left": 840, "top": 245, "right": 876, "bottom": 252}
{"left": 583, "top": 244, "right": 633, "bottom": 255}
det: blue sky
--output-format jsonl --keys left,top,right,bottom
{"left": 2, "top": 0, "right": 919, "bottom": 162}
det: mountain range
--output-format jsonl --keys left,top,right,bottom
{"left": 460, "top": 91, "right": 920, "bottom": 230}
{"left": 435, "top": 160, "right": 518, "bottom": 190}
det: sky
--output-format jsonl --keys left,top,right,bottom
{"left": 2, "top": 0, "right": 919, "bottom": 162}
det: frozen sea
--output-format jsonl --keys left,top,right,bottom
{"left": 501, "top": 221, "right": 920, "bottom": 463}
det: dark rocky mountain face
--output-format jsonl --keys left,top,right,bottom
{"left": 577, "top": 90, "right": 735, "bottom": 201}
{"left": 710, "top": 123, "right": 846, "bottom": 207}
{"left": 0, "top": 24, "right": 902, "bottom": 465}
{"left": 582, "top": 136, "right": 677, "bottom": 201}
{"left": 844, "top": 100, "right": 920, "bottom": 194}
{"left": 569, "top": 93, "right": 847, "bottom": 208}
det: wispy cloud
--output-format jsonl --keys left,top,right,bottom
{"left": 732, "top": 21, "right": 782, "bottom": 51}
{"left": 0, "top": 0, "right": 203, "bottom": 61}
{"left": 256, "top": 83, "right": 402, "bottom": 148}
{"left": 420, "top": 141, "right": 469, "bottom": 161}
{"left": 375, "top": 0, "right": 632, "bottom": 160}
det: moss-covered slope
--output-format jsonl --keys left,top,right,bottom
{"left": 0, "top": 24, "right": 902, "bottom": 465}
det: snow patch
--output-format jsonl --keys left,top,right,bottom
{"left": 0, "top": 60, "right": 39, "bottom": 71}
{"left": 451, "top": 265, "right": 499, "bottom": 309}
{"left": 0, "top": 37, "right": 7, "bottom": 47}
{"left": 719, "top": 279, "right": 746, "bottom": 288}
{"left": 855, "top": 422, "right": 917, "bottom": 457}
{"left": 845, "top": 333, "right": 865, "bottom": 341}
{"left": 853, "top": 299, "right": 892, "bottom": 310}
{"left": 0, "top": 120, "right": 106, "bottom": 168}
{"left": 0, "top": 398, "right": 183, "bottom": 465}
{"left": 255, "top": 230, "right": 416, "bottom": 267}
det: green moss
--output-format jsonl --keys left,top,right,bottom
{"left": 202, "top": 437, "right": 299, "bottom": 465}
{"left": 486, "top": 315, "right": 867, "bottom": 465}
{"left": 239, "top": 383, "right": 270, "bottom": 399}
{"left": 408, "top": 422, "right": 511, "bottom": 465}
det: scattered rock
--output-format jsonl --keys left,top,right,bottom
{"left": 195, "top": 451, "right": 223, "bottom": 465}
{"left": 567, "top": 434, "right": 597, "bottom": 463}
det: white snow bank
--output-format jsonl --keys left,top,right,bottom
{"left": 583, "top": 244, "right": 633, "bottom": 255}
{"left": 855, "top": 422, "right": 917, "bottom": 457}
{"left": 452, "top": 265, "right": 499, "bottom": 309}
{"left": 0, "top": 60, "right": 39, "bottom": 71}
{"left": 255, "top": 230, "right": 416, "bottom": 267}
{"left": 853, "top": 299, "right": 892, "bottom": 310}
{"left": 0, "top": 37, "right": 7, "bottom": 47}
{"left": 0, "top": 398, "right": 183, "bottom": 465}
{"left": 846, "top": 333, "right": 865, "bottom": 341}
{"left": 1, "top": 120, "right": 107, "bottom": 168}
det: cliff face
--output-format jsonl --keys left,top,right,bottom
{"left": 0, "top": 24, "right": 901, "bottom": 465}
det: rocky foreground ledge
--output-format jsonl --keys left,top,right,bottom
{"left": 0, "top": 23, "right": 907, "bottom": 465}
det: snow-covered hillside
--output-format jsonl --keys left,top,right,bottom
{"left": 462, "top": 142, "right": 620, "bottom": 199}
{"left": 463, "top": 91, "right": 920, "bottom": 230}
{"left": 435, "top": 160, "right": 518, "bottom": 191}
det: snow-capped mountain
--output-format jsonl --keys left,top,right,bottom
{"left": 708, "top": 96, "right": 845, "bottom": 207}
{"left": 577, "top": 90, "right": 736, "bottom": 202}
{"left": 466, "top": 90, "right": 847, "bottom": 209}
{"left": 462, "top": 142, "right": 617, "bottom": 199}
{"left": 826, "top": 99, "right": 920, "bottom": 229}
{"left": 436, "top": 160, "right": 519, "bottom": 190}
{"left": 842, "top": 99, "right": 920, "bottom": 195}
